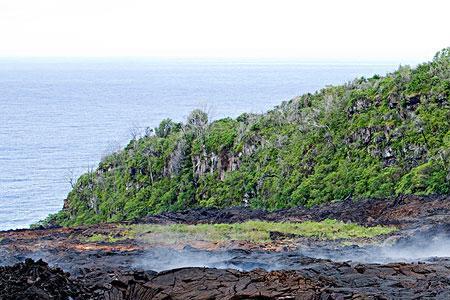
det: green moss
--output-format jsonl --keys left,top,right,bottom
{"left": 122, "top": 219, "right": 396, "bottom": 243}
{"left": 82, "top": 233, "right": 124, "bottom": 243}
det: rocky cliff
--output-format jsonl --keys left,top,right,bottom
{"left": 43, "top": 48, "right": 449, "bottom": 226}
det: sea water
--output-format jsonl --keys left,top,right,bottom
{"left": 0, "top": 59, "right": 398, "bottom": 230}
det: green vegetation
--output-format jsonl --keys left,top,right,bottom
{"left": 81, "top": 220, "right": 396, "bottom": 244}
{"left": 42, "top": 49, "right": 449, "bottom": 227}
{"left": 83, "top": 233, "right": 123, "bottom": 243}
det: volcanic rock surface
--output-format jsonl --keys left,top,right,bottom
{"left": 3, "top": 257, "right": 450, "bottom": 299}
{"left": 2, "top": 195, "right": 450, "bottom": 299}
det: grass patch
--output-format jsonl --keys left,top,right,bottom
{"left": 83, "top": 233, "right": 124, "bottom": 243}
{"left": 121, "top": 219, "right": 396, "bottom": 244}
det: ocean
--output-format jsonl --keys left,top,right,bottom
{"left": 0, "top": 59, "right": 398, "bottom": 230}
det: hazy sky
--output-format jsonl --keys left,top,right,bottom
{"left": 0, "top": 0, "right": 448, "bottom": 61}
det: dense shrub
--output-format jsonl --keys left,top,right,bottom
{"left": 42, "top": 49, "right": 450, "bottom": 227}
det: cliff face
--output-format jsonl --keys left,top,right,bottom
{"left": 48, "top": 49, "right": 449, "bottom": 226}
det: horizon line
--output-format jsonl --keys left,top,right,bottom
{"left": 0, "top": 56, "right": 422, "bottom": 66}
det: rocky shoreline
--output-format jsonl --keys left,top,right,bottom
{"left": 2, "top": 195, "right": 450, "bottom": 299}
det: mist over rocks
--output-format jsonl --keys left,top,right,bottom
{"left": 3, "top": 196, "right": 450, "bottom": 298}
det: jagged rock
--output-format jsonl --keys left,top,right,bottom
{"left": 0, "top": 259, "right": 87, "bottom": 300}
{"left": 4, "top": 258, "right": 450, "bottom": 299}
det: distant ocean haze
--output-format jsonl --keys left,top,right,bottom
{"left": 0, "top": 60, "right": 398, "bottom": 230}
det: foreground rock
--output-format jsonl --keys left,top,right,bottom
{"left": 0, "top": 259, "right": 87, "bottom": 300}
{"left": 3, "top": 258, "right": 450, "bottom": 299}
